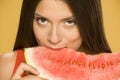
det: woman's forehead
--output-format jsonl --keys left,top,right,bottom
{"left": 35, "top": 0, "right": 73, "bottom": 20}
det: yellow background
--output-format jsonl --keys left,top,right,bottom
{"left": 0, "top": 0, "right": 120, "bottom": 54}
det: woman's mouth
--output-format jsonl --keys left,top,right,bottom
{"left": 44, "top": 45, "right": 67, "bottom": 50}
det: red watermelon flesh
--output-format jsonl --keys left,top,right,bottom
{"left": 24, "top": 46, "right": 120, "bottom": 80}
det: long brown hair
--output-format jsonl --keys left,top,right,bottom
{"left": 14, "top": 0, "right": 112, "bottom": 54}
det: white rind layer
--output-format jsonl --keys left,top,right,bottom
{"left": 24, "top": 47, "right": 55, "bottom": 80}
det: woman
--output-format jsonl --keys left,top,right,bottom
{"left": 0, "top": 0, "right": 111, "bottom": 80}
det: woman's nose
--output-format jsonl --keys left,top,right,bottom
{"left": 47, "top": 27, "right": 62, "bottom": 44}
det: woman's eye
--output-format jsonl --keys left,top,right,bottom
{"left": 65, "top": 20, "right": 76, "bottom": 26}
{"left": 36, "top": 17, "right": 48, "bottom": 25}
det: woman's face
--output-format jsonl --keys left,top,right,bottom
{"left": 33, "top": 0, "right": 82, "bottom": 50}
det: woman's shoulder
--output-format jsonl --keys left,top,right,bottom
{"left": 0, "top": 51, "right": 16, "bottom": 58}
{"left": 0, "top": 51, "right": 17, "bottom": 64}
{"left": 0, "top": 51, "right": 17, "bottom": 80}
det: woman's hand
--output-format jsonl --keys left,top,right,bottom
{"left": 11, "top": 63, "right": 47, "bottom": 80}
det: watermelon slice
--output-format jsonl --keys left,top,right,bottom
{"left": 24, "top": 46, "right": 120, "bottom": 80}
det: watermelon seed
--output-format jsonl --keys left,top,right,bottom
{"left": 63, "top": 61, "right": 67, "bottom": 64}
{"left": 88, "top": 63, "right": 91, "bottom": 68}
{"left": 63, "top": 61, "right": 69, "bottom": 65}
{"left": 101, "top": 64, "right": 105, "bottom": 69}
{"left": 110, "top": 61, "right": 113, "bottom": 66}
{"left": 88, "top": 63, "right": 94, "bottom": 69}
{"left": 93, "top": 65, "right": 95, "bottom": 69}
{"left": 77, "top": 62, "right": 81, "bottom": 66}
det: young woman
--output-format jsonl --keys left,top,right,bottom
{"left": 0, "top": 0, "right": 111, "bottom": 80}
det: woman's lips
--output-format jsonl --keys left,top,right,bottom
{"left": 44, "top": 45, "right": 67, "bottom": 50}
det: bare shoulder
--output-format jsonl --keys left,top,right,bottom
{"left": 0, "top": 51, "right": 17, "bottom": 80}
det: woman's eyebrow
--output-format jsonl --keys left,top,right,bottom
{"left": 34, "top": 13, "right": 46, "bottom": 18}
{"left": 34, "top": 13, "right": 76, "bottom": 21}
{"left": 34, "top": 13, "right": 51, "bottom": 22}
{"left": 62, "top": 17, "right": 77, "bottom": 21}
